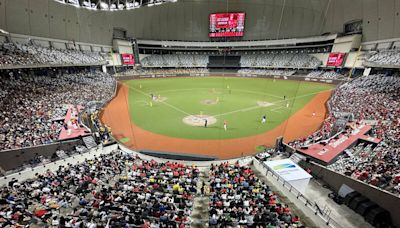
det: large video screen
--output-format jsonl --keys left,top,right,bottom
{"left": 327, "top": 53, "right": 345, "bottom": 67}
{"left": 209, "top": 12, "right": 245, "bottom": 37}
{"left": 121, "top": 53, "right": 135, "bottom": 65}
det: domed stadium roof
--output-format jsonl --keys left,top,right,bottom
{"left": 55, "top": 0, "right": 177, "bottom": 10}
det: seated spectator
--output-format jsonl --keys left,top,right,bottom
{"left": 0, "top": 41, "right": 105, "bottom": 67}
{"left": 0, "top": 150, "right": 199, "bottom": 227}
{"left": 208, "top": 162, "right": 303, "bottom": 227}
{"left": 291, "top": 74, "right": 400, "bottom": 196}
{"left": 0, "top": 69, "right": 116, "bottom": 151}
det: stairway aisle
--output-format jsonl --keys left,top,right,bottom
{"left": 191, "top": 168, "right": 210, "bottom": 228}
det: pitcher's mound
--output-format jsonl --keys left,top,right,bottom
{"left": 154, "top": 97, "right": 167, "bottom": 102}
{"left": 257, "top": 101, "right": 274, "bottom": 107}
{"left": 183, "top": 115, "right": 217, "bottom": 127}
{"left": 201, "top": 99, "right": 218, "bottom": 105}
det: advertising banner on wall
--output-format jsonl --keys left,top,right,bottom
{"left": 265, "top": 159, "right": 312, "bottom": 194}
{"left": 327, "top": 53, "right": 346, "bottom": 67}
{"left": 121, "top": 53, "right": 135, "bottom": 65}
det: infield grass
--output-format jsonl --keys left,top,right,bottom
{"left": 123, "top": 77, "right": 334, "bottom": 140}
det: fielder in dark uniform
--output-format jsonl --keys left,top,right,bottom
{"left": 204, "top": 119, "right": 208, "bottom": 128}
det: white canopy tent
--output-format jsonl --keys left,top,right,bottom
{"left": 265, "top": 159, "right": 312, "bottom": 194}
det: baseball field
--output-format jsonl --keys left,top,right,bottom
{"left": 101, "top": 76, "right": 334, "bottom": 159}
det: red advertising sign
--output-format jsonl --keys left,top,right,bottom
{"left": 327, "top": 53, "right": 345, "bottom": 67}
{"left": 121, "top": 54, "right": 135, "bottom": 65}
{"left": 209, "top": 13, "right": 245, "bottom": 37}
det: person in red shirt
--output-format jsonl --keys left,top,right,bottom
{"left": 292, "top": 215, "right": 300, "bottom": 223}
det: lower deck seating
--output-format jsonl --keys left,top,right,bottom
{"left": 208, "top": 162, "right": 303, "bottom": 227}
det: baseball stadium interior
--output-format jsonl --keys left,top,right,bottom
{"left": 0, "top": 0, "right": 400, "bottom": 227}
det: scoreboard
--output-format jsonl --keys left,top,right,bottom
{"left": 209, "top": 13, "right": 245, "bottom": 37}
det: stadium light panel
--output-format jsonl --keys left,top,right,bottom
{"left": 100, "top": 2, "right": 109, "bottom": 9}
{"left": 52, "top": 0, "right": 174, "bottom": 10}
{"left": 67, "top": 0, "right": 79, "bottom": 4}
{"left": 126, "top": 2, "right": 133, "bottom": 8}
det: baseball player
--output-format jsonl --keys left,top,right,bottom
{"left": 262, "top": 115, "right": 266, "bottom": 124}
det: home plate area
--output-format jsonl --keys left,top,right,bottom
{"left": 182, "top": 115, "right": 217, "bottom": 126}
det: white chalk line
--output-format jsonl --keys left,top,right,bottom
{"left": 271, "top": 106, "right": 286, "bottom": 113}
{"left": 131, "top": 87, "right": 283, "bottom": 100}
{"left": 127, "top": 85, "right": 191, "bottom": 116}
{"left": 215, "top": 89, "right": 332, "bottom": 117}
{"left": 124, "top": 82, "right": 332, "bottom": 119}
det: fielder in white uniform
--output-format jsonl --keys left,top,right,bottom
{"left": 262, "top": 115, "right": 266, "bottom": 124}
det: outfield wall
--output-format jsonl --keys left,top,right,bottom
{"left": 116, "top": 73, "right": 345, "bottom": 85}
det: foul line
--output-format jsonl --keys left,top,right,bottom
{"left": 214, "top": 106, "right": 261, "bottom": 117}
{"left": 271, "top": 106, "right": 285, "bottom": 113}
{"left": 127, "top": 85, "right": 192, "bottom": 116}
{"left": 215, "top": 89, "right": 332, "bottom": 117}
{"left": 136, "top": 87, "right": 283, "bottom": 100}
{"left": 124, "top": 82, "right": 332, "bottom": 119}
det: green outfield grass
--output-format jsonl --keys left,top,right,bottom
{"left": 124, "top": 77, "right": 334, "bottom": 140}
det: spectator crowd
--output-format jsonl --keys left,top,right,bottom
{"left": 241, "top": 53, "right": 320, "bottom": 68}
{"left": 140, "top": 53, "right": 321, "bottom": 69}
{"left": 0, "top": 150, "right": 199, "bottom": 227}
{"left": 116, "top": 68, "right": 209, "bottom": 76}
{"left": 306, "top": 70, "right": 345, "bottom": 79}
{"left": 0, "top": 69, "right": 115, "bottom": 151}
{"left": 367, "top": 50, "right": 400, "bottom": 66}
{"left": 141, "top": 54, "right": 208, "bottom": 68}
{"left": 209, "top": 162, "right": 303, "bottom": 227}
{"left": 238, "top": 69, "right": 297, "bottom": 77}
{"left": 291, "top": 74, "right": 400, "bottom": 195}
{"left": 327, "top": 74, "right": 400, "bottom": 195}
{"left": 0, "top": 42, "right": 105, "bottom": 67}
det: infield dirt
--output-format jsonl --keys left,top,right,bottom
{"left": 101, "top": 82, "right": 331, "bottom": 159}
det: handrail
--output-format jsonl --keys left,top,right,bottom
{"left": 254, "top": 159, "right": 343, "bottom": 228}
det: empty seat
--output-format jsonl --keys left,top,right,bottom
{"left": 356, "top": 201, "right": 378, "bottom": 216}
{"left": 349, "top": 196, "right": 369, "bottom": 210}
{"left": 365, "top": 207, "right": 392, "bottom": 227}
{"left": 344, "top": 191, "right": 360, "bottom": 206}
